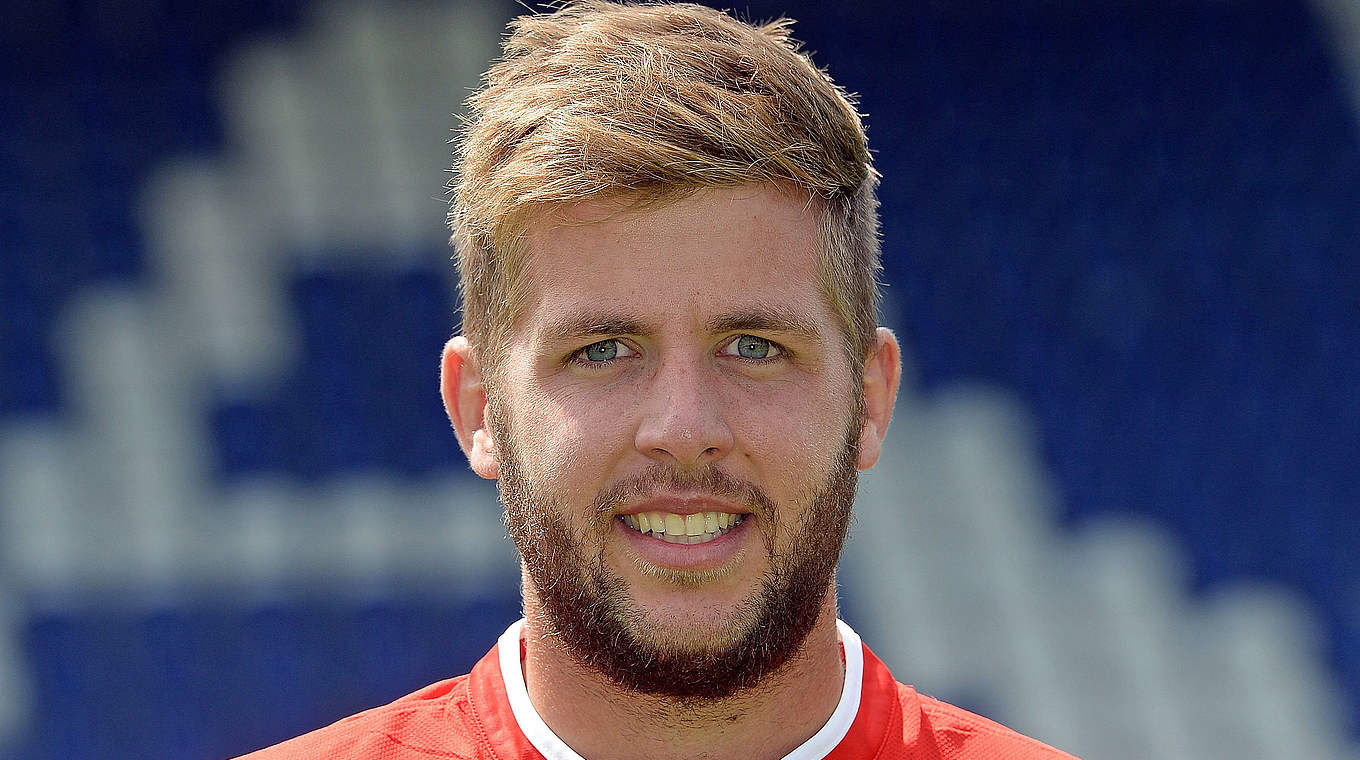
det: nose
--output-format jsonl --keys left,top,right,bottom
{"left": 634, "top": 356, "right": 734, "bottom": 466}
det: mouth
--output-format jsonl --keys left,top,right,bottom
{"left": 618, "top": 511, "right": 749, "bottom": 545}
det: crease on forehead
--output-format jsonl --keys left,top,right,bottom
{"left": 501, "top": 184, "right": 833, "bottom": 344}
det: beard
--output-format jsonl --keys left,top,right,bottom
{"left": 493, "top": 403, "right": 861, "bottom": 702}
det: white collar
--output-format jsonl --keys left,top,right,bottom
{"left": 497, "top": 618, "right": 864, "bottom": 760}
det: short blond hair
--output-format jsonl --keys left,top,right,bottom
{"left": 450, "top": 1, "right": 880, "bottom": 373}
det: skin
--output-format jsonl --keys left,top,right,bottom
{"left": 442, "top": 184, "right": 901, "bottom": 760}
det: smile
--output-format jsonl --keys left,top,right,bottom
{"left": 618, "top": 511, "right": 747, "bottom": 545}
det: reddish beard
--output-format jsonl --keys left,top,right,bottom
{"left": 493, "top": 409, "right": 861, "bottom": 701}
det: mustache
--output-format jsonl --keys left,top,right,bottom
{"left": 591, "top": 463, "right": 778, "bottom": 523}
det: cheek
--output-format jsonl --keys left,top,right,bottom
{"left": 504, "top": 394, "right": 638, "bottom": 490}
{"left": 731, "top": 383, "right": 851, "bottom": 478}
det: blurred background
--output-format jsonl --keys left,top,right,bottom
{"left": 1, "top": 0, "right": 1358, "bottom": 757}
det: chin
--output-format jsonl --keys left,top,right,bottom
{"left": 622, "top": 593, "right": 768, "bottom": 655}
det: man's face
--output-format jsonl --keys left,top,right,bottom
{"left": 486, "top": 185, "right": 865, "bottom": 699}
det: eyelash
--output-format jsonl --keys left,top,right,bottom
{"left": 568, "top": 339, "right": 634, "bottom": 368}
{"left": 568, "top": 336, "right": 786, "bottom": 368}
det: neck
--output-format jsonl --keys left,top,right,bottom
{"left": 519, "top": 588, "right": 846, "bottom": 760}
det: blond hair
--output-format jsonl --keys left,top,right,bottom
{"left": 450, "top": 1, "right": 880, "bottom": 374}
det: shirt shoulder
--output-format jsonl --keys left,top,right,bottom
{"left": 232, "top": 675, "right": 489, "bottom": 760}
{"left": 903, "top": 684, "right": 1080, "bottom": 760}
{"left": 842, "top": 640, "right": 1079, "bottom": 760}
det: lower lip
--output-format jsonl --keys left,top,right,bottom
{"left": 613, "top": 516, "right": 752, "bottom": 570}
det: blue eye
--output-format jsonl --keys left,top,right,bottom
{"left": 737, "top": 336, "right": 771, "bottom": 359}
{"left": 582, "top": 339, "right": 619, "bottom": 362}
{"left": 724, "top": 335, "right": 779, "bottom": 360}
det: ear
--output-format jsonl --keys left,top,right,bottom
{"left": 856, "top": 327, "right": 902, "bottom": 470}
{"left": 441, "top": 336, "right": 500, "bottom": 479}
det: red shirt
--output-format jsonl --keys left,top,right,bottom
{"left": 236, "top": 621, "right": 1077, "bottom": 760}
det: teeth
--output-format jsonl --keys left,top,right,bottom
{"left": 665, "top": 514, "right": 686, "bottom": 536}
{"left": 684, "top": 514, "right": 704, "bottom": 536}
{"left": 619, "top": 511, "right": 746, "bottom": 544}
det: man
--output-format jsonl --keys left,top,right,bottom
{"left": 239, "top": 2, "right": 1076, "bottom": 758}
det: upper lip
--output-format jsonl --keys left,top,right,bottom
{"left": 615, "top": 493, "right": 749, "bottom": 517}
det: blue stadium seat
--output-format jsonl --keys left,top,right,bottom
{"left": 5, "top": 0, "right": 1360, "bottom": 753}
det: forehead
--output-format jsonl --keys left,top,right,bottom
{"left": 511, "top": 185, "right": 831, "bottom": 338}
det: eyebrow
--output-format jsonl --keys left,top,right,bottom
{"left": 536, "top": 312, "right": 658, "bottom": 345}
{"left": 706, "top": 307, "right": 825, "bottom": 343}
{"left": 535, "top": 305, "right": 826, "bottom": 345}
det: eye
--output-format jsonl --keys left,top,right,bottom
{"left": 575, "top": 339, "right": 635, "bottom": 363}
{"left": 720, "top": 334, "right": 782, "bottom": 360}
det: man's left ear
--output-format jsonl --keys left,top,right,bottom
{"left": 857, "top": 327, "right": 901, "bottom": 470}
